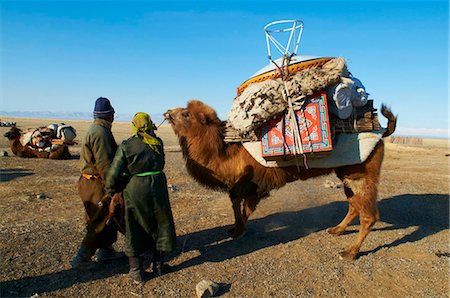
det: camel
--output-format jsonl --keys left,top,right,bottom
{"left": 4, "top": 126, "right": 71, "bottom": 159}
{"left": 164, "top": 99, "right": 397, "bottom": 260}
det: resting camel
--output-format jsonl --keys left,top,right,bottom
{"left": 4, "top": 126, "right": 71, "bottom": 159}
{"left": 164, "top": 100, "right": 397, "bottom": 260}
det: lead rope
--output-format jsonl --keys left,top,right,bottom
{"left": 156, "top": 119, "right": 167, "bottom": 128}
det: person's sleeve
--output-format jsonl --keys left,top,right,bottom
{"left": 104, "top": 145, "right": 127, "bottom": 195}
{"left": 158, "top": 137, "right": 165, "bottom": 167}
{"left": 92, "top": 129, "right": 117, "bottom": 180}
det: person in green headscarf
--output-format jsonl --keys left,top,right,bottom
{"left": 105, "top": 112, "right": 176, "bottom": 283}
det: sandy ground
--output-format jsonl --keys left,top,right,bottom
{"left": 0, "top": 118, "right": 449, "bottom": 297}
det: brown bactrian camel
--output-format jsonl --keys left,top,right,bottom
{"left": 164, "top": 100, "right": 397, "bottom": 260}
{"left": 4, "top": 126, "right": 71, "bottom": 159}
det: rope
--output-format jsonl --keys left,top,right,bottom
{"left": 282, "top": 80, "right": 309, "bottom": 169}
{"left": 156, "top": 118, "right": 167, "bottom": 128}
{"left": 297, "top": 103, "right": 312, "bottom": 163}
{"left": 274, "top": 54, "right": 309, "bottom": 169}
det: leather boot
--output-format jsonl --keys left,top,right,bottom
{"left": 96, "top": 246, "right": 125, "bottom": 262}
{"left": 152, "top": 250, "right": 166, "bottom": 276}
{"left": 128, "top": 256, "right": 144, "bottom": 284}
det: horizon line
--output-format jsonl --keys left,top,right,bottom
{"left": 1, "top": 113, "right": 448, "bottom": 140}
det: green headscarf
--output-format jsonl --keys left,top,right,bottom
{"left": 131, "top": 112, "right": 161, "bottom": 154}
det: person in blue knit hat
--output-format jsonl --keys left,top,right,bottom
{"left": 71, "top": 97, "right": 125, "bottom": 269}
{"left": 93, "top": 97, "right": 115, "bottom": 119}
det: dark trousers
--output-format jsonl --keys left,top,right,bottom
{"left": 78, "top": 176, "right": 118, "bottom": 252}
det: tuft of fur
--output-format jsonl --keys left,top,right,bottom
{"left": 381, "top": 104, "right": 397, "bottom": 137}
{"left": 165, "top": 100, "right": 397, "bottom": 260}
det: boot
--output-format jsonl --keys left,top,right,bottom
{"left": 152, "top": 250, "right": 166, "bottom": 276}
{"left": 70, "top": 246, "right": 96, "bottom": 269}
{"left": 96, "top": 245, "right": 125, "bottom": 262}
{"left": 128, "top": 256, "right": 144, "bottom": 284}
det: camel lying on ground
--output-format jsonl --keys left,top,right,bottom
{"left": 164, "top": 100, "right": 397, "bottom": 260}
{"left": 4, "top": 126, "right": 71, "bottom": 159}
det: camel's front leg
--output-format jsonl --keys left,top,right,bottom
{"left": 242, "top": 193, "right": 263, "bottom": 225}
{"left": 227, "top": 194, "right": 245, "bottom": 238}
{"left": 227, "top": 169, "right": 257, "bottom": 238}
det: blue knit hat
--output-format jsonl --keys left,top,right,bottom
{"left": 93, "top": 97, "right": 115, "bottom": 118}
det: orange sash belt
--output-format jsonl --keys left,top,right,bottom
{"left": 82, "top": 173, "right": 101, "bottom": 180}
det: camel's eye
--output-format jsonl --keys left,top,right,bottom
{"left": 181, "top": 110, "right": 190, "bottom": 118}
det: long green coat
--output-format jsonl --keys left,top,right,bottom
{"left": 105, "top": 135, "right": 176, "bottom": 256}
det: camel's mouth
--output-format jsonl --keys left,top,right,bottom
{"left": 163, "top": 111, "right": 173, "bottom": 124}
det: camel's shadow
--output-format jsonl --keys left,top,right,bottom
{"left": 1, "top": 194, "right": 448, "bottom": 297}
{"left": 170, "top": 193, "right": 449, "bottom": 269}
{"left": 0, "top": 168, "right": 34, "bottom": 182}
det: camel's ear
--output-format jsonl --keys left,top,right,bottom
{"left": 198, "top": 112, "right": 208, "bottom": 125}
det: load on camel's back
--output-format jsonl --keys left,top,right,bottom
{"left": 163, "top": 20, "right": 397, "bottom": 260}
{"left": 4, "top": 123, "right": 76, "bottom": 159}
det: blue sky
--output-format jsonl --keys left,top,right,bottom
{"left": 1, "top": 0, "right": 448, "bottom": 138}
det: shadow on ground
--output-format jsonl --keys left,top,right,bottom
{"left": 1, "top": 259, "right": 129, "bottom": 297}
{"left": 0, "top": 168, "right": 33, "bottom": 182}
{"left": 172, "top": 193, "right": 448, "bottom": 270}
{"left": 68, "top": 153, "right": 80, "bottom": 160}
{"left": 361, "top": 193, "right": 449, "bottom": 256}
{"left": 1, "top": 193, "right": 448, "bottom": 296}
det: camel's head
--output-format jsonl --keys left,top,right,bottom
{"left": 164, "top": 100, "right": 221, "bottom": 138}
{"left": 4, "top": 126, "right": 22, "bottom": 140}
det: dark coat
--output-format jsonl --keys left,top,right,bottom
{"left": 105, "top": 135, "right": 176, "bottom": 256}
{"left": 80, "top": 119, "right": 117, "bottom": 180}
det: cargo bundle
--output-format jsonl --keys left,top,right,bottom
{"left": 225, "top": 20, "right": 383, "bottom": 166}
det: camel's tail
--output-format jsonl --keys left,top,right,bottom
{"left": 381, "top": 104, "right": 397, "bottom": 137}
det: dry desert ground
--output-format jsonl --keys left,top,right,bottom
{"left": 0, "top": 117, "right": 449, "bottom": 297}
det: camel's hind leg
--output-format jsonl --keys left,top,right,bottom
{"left": 340, "top": 178, "right": 379, "bottom": 260}
{"left": 333, "top": 141, "right": 384, "bottom": 260}
{"left": 328, "top": 185, "right": 359, "bottom": 236}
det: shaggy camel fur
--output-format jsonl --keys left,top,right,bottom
{"left": 165, "top": 100, "right": 397, "bottom": 260}
{"left": 4, "top": 126, "right": 71, "bottom": 159}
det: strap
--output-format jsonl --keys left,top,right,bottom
{"left": 277, "top": 56, "right": 309, "bottom": 169}
{"left": 135, "top": 171, "right": 162, "bottom": 177}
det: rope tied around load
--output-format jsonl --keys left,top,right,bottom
{"left": 274, "top": 54, "right": 309, "bottom": 169}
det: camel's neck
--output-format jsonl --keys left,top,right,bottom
{"left": 185, "top": 125, "right": 225, "bottom": 166}
{"left": 178, "top": 128, "right": 230, "bottom": 190}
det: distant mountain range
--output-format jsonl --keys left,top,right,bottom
{"left": 1, "top": 111, "right": 448, "bottom": 139}
{"left": 0, "top": 111, "right": 165, "bottom": 124}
